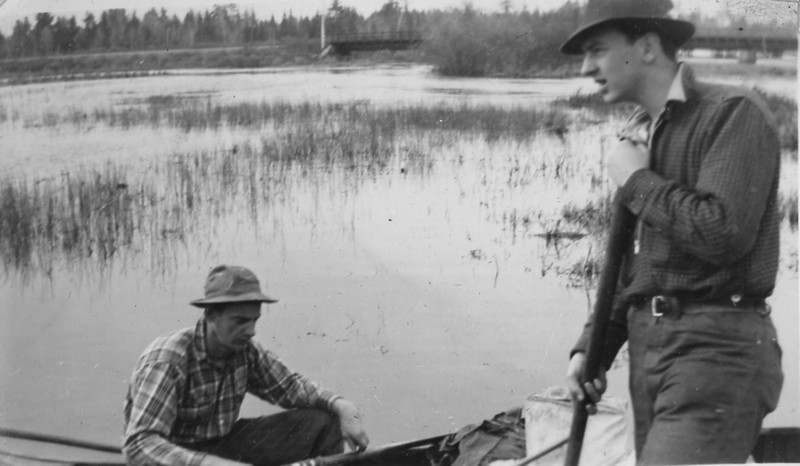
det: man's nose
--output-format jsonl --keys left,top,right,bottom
{"left": 580, "top": 55, "right": 596, "bottom": 77}
{"left": 244, "top": 322, "right": 256, "bottom": 338}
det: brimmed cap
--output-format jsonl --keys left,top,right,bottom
{"left": 190, "top": 265, "right": 278, "bottom": 308}
{"left": 560, "top": 0, "right": 695, "bottom": 55}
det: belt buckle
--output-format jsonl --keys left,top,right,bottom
{"left": 651, "top": 295, "right": 665, "bottom": 317}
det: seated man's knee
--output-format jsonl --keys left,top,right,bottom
{"left": 307, "top": 409, "right": 336, "bottom": 428}
{"left": 303, "top": 409, "right": 342, "bottom": 455}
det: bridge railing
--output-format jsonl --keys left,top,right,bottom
{"left": 693, "top": 27, "right": 796, "bottom": 41}
{"left": 327, "top": 30, "right": 423, "bottom": 44}
{"left": 685, "top": 27, "right": 797, "bottom": 52}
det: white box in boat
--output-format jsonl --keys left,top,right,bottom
{"left": 523, "top": 386, "right": 635, "bottom": 466}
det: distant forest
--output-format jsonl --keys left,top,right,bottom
{"left": 0, "top": 1, "right": 423, "bottom": 58}
{"left": 0, "top": 0, "right": 793, "bottom": 77}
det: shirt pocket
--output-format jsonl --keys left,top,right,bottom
{"left": 177, "top": 387, "right": 216, "bottom": 425}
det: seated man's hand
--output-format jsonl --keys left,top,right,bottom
{"left": 566, "top": 352, "right": 607, "bottom": 415}
{"left": 331, "top": 398, "right": 370, "bottom": 452}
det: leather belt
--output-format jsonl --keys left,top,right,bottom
{"left": 633, "top": 294, "right": 770, "bottom": 318}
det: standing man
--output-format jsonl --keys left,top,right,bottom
{"left": 124, "top": 265, "right": 370, "bottom": 466}
{"left": 561, "top": 0, "right": 783, "bottom": 464}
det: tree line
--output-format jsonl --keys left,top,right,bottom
{"left": 0, "top": 1, "right": 427, "bottom": 59}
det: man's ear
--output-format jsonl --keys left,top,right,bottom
{"left": 639, "top": 32, "right": 661, "bottom": 63}
{"left": 204, "top": 306, "right": 225, "bottom": 322}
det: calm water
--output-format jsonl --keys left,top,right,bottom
{"left": 0, "top": 62, "right": 797, "bottom": 461}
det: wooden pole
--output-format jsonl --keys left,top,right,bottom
{"left": 563, "top": 194, "right": 636, "bottom": 466}
{"left": 514, "top": 437, "right": 569, "bottom": 466}
{"left": 0, "top": 427, "right": 122, "bottom": 454}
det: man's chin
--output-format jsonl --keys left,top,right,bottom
{"left": 600, "top": 91, "right": 617, "bottom": 103}
{"left": 223, "top": 341, "right": 250, "bottom": 353}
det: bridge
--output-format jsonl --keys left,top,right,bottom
{"left": 322, "top": 31, "right": 423, "bottom": 55}
{"left": 684, "top": 27, "right": 797, "bottom": 59}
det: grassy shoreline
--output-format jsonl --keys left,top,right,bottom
{"left": 0, "top": 42, "right": 425, "bottom": 85}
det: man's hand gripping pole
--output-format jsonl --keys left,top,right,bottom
{"left": 564, "top": 193, "right": 636, "bottom": 466}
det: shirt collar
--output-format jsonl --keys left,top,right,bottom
{"left": 665, "top": 63, "right": 687, "bottom": 105}
{"left": 640, "top": 63, "right": 687, "bottom": 127}
{"left": 619, "top": 63, "right": 693, "bottom": 145}
{"left": 193, "top": 318, "right": 210, "bottom": 361}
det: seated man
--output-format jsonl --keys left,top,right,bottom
{"left": 123, "top": 265, "right": 369, "bottom": 466}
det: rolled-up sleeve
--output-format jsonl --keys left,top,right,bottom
{"left": 246, "top": 343, "right": 338, "bottom": 411}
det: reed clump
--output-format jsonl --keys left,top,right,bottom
{"left": 0, "top": 167, "right": 150, "bottom": 275}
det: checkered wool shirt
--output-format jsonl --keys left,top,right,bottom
{"left": 573, "top": 64, "right": 781, "bottom": 367}
{"left": 123, "top": 319, "right": 339, "bottom": 466}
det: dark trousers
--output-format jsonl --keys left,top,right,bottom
{"left": 187, "top": 409, "right": 343, "bottom": 466}
{"left": 627, "top": 302, "right": 783, "bottom": 465}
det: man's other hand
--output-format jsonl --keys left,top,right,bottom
{"left": 199, "top": 455, "right": 251, "bottom": 466}
{"left": 566, "top": 352, "right": 607, "bottom": 415}
{"left": 331, "top": 398, "right": 370, "bottom": 452}
{"left": 607, "top": 136, "right": 649, "bottom": 187}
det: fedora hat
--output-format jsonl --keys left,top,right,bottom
{"left": 560, "top": 0, "right": 695, "bottom": 55}
{"left": 190, "top": 265, "right": 278, "bottom": 308}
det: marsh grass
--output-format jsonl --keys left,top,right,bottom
{"left": 60, "top": 98, "right": 575, "bottom": 144}
{"left": 0, "top": 105, "right": 440, "bottom": 277}
{"left": 755, "top": 88, "right": 799, "bottom": 152}
{"left": 38, "top": 87, "right": 799, "bottom": 152}
{"left": 780, "top": 192, "right": 799, "bottom": 230}
{"left": 0, "top": 167, "right": 152, "bottom": 276}
{"left": 1, "top": 96, "right": 797, "bottom": 282}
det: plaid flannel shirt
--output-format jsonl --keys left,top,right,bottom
{"left": 123, "top": 319, "right": 339, "bottom": 466}
{"left": 573, "top": 64, "right": 781, "bottom": 367}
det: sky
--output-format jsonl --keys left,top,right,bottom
{"left": 0, "top": 0, "right": 793, "bottom": 36}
